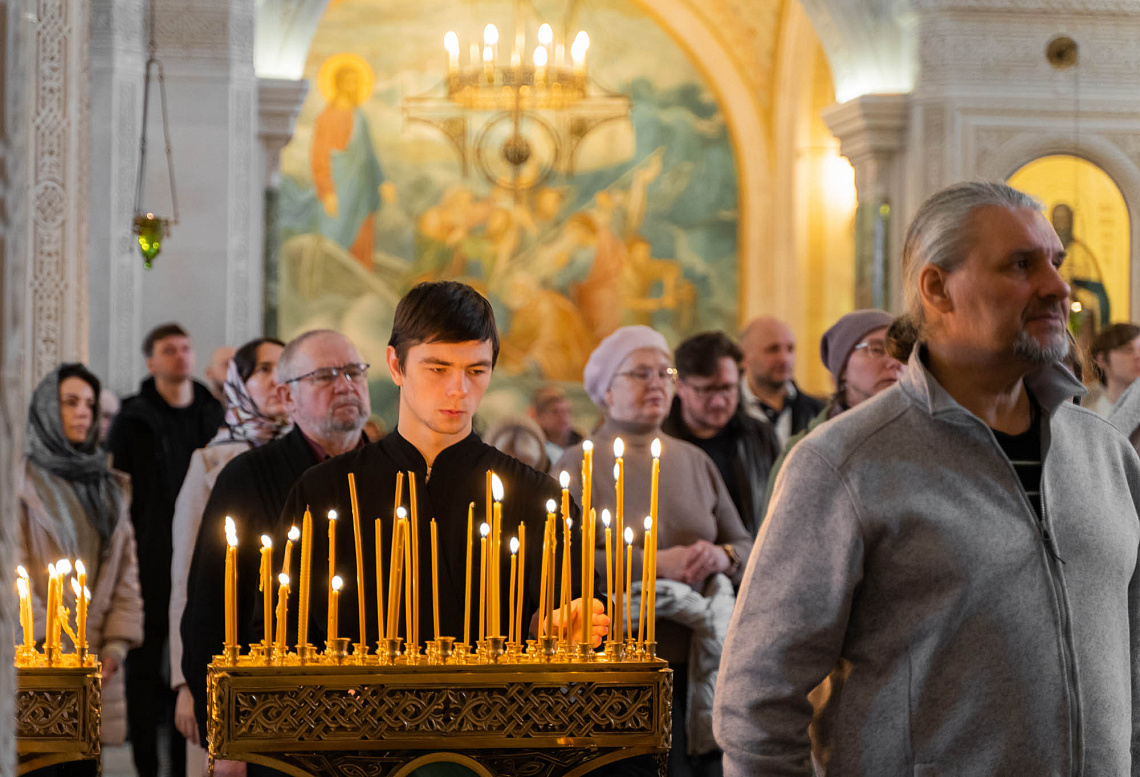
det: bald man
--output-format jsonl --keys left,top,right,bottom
{"left": 739, "top": 317, "right": 824, "bottom": 446}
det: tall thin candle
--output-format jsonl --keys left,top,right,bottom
{"left": 561, "top": 517, "right": 572, "bottom": 644}
{"left": 639, "top": 517, "right": 651, "bottom": 649}
{"left": 347, "top": 472, "right": 367, "bottom": 648}
{"left": 70, "top": 578, "right": 87, "bottom": 651}
{"left": 46, "top": 563, "right": 57, "bottom": 651}
{"left": 624, "top": 526, "right": 634, "bottom": 642}
{"left": 479, "top": 522, "right": 490, "bottom": 641}
{"left": 538, "top": 500, "right": 555, "bottom": 638}
{"left": 613, "top": 438, "right": 625, "bottom": 651}
{"left": 602, "top": 510, "right": 613, "bottom": 635}
{"left": 260, "top": 536, "right": 273, "bottom": 649}
{"left": 508, "top": 536, "right": 519, "bottom": 645}
{"left": 327, "top": 509, "right": 338, "bottom": 611}
{"left": 430, "top": 518, "right": 441, "bottom": 640}
{"left": 374, "top": 519, "right": 384, "bottom": 645}
{"left": 282, "top": 526, "right": 299, "bottom": 578}
{"left": 328, "top": 575, "right": 342, "bottom": 642}
{"left": 490, "top": 474, "right": 504, "bottom": 636}
{"left": 409, "top": 472, "right": 420, "bottom": 651}
{"left": 464, "top": 502, "right": 474, "bottom": 647}
{"left": 647, "top": 514, "right": 658, "bottom": 643}
{"left": 275, "top": 574, "right": 289, "bottom": 655}
{"left": 515, "top": 522, "right": 526, "bottom": 645}
{"left": 387, "top": 514, "right": 406, "bottom": 639}
{"left": 224, "top": 518, "right": 238, "bottom": 648}
{"left": 299, "top": 507, "right": 313, "bottom": 647}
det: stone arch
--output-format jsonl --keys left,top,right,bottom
{"left": 979, "top": 131, "right": 1140, "bottom": 316}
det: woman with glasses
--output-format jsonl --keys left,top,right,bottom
{"left": 18, "top": 364, "right": 144, "bottom": 766}
{"left": 168, "top": 336, "right": 288, "bottom": 774}
{"left": 555, "top": 325, "right": 751, "bottom": 777}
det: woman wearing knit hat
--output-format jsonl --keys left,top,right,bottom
{"left": 556, "top": 325, "right": 751, "bottom": 777}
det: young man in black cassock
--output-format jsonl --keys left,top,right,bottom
{"left": 277, "top": 281, "right": 608, "bottom": 653}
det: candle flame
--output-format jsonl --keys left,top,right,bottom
{"left": 613, "top": 463, "right": 619, "bottom": 481}
{"left": 83, "top": 586, "right": 90, "bottom": 599}
{"left": 328, "top": 509, "right": 338, "bottom": 521}
{"left": 75, "top": 560, "right": 85, "bottom": 577}
{"left": 56, "top": 559, "right": 71, "bottom": 576}
{"left": 602, "top": 509, "right": 611, "bottom": 527}
{"left": 571, "top": 30, "right": 590, "bottom": 57}
{"left": 651, "top": 437, "right": 662, "bottom": 458}
{"left": 559, "top": 470, "right": 570, "bottom": 488}
{"left": 17, "top": 565, "right": 28, "bottom": 579}
{"left": 510, "top": 536, "right": 520, "bottom": 554}
{"left": 566, "top": 517, "right": 573, "bottom": 530}
{"left": 279, "top": 573, "right": 290, "bottom": 586}
{"left": 582, "top": 440, "right": 593, "bottom": 453}
{"left": 480, "top": 522, "right": 490, "bottom": 537}
{"left": 397, "top": 506, "right": 408, "bottom": 519}
{"left": 483, "top": 23, "right": 499, "bottom": 45}
{"left": 16, "top": 578, "right": 27, "bottom": 597}
{"left": 533, "top": 46, "right": 547, "bottom": 67}
{"left": 287, "top": 526, "right": 300, "bottom": 541}
{"left": 332, "top": 575, "right": 343, "bottom": 591}
{"left": 444, "top": 30, "right": 459, "bottom": 54}
{"left": 262, "top": 535, "right": 272, "bottom": 549}
{"left": 71, "top": 578, "right": 81, "bottom": 597}
{"left": 644, "top": 516, "right": 653, "bottom": 531}
{"left": 613, "top": 437, "right": 624, "bottom": 458}
{"left": 545, "top": 498, "right": 557, "bottom": 513}
{"left": 491, "top": 472, "right": 504, "bottom": 502}
{"left": 624, "top": 526, "right": 634, "bottom": 544}
{"left": 483, "top": 45, "right": 493, "bottom": 63}
{"left": 538, "top": 23, "right": 553, "bottom": 45}
{"left": 225, "top": 516, "right": 236, "bottom": 534}
{"left": 227, "top": 532, "right": 239, "bottom": 548}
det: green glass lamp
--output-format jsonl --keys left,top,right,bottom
{"left": 133, "top": 213, "right": 168, "bottom": 269}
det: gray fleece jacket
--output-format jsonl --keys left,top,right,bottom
{"left": 713, "top": 347, "right": 1140, "bottom": 777}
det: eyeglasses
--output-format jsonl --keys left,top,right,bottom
{"left": 614, "top": 367, "right": 678, "bottom": 386}
{"left": 852, "top": 340, "right": 889, "bottom": 359}
{"left": 282, "top": 363, "right": 370, "bottom": 387}
{"left": 681, "top": 380, "right": 739, "bottom": 399}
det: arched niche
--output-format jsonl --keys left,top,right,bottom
{"left": 978, "top": 132, "right": 1140, "bottom": 322}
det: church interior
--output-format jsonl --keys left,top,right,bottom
{"left": 2, "top": 0, "right": 1139, "bottom": 774}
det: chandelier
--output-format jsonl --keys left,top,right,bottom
{"left": 403, "top": 7, "right": 630, "bottom": 195}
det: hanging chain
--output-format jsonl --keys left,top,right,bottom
{"left": 133, "top": 0, "right": 179, "bottom": 225}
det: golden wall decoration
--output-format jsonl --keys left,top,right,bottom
{"left": 208, "top": 660, "right": 672, "bottom": 777}
{"left": 15, "top": 664, "right": 102, "bottom": 775}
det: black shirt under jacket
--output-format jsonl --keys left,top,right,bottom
{"left": 181, "top": 426, "right": 320, "bottom": 744}
{"left": 275, "top": 430, "right": 586, "bottom": 651}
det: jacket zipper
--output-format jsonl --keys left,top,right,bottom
{"left": 987, "top": 421, "right": 1081, "bottom": 776}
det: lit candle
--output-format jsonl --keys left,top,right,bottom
{"left": 46, "top": 563, "right": 58, "bottom": 651}
{"left": 374, "top": 518, "right": 384, "bottom": 645}
{"left": 444, "top": 30, "right": 460, "bottom": 73}
{"left": 561, "top": 517, "right": 572, "bottom": 644}
{"left": 624, "top": 526, "right": 634, "bottom": 642}
{"left": 538, "top": 500, "right": 555, "bottom": 639}
{"left": 533, "top": 45, "right": 547, "bottom": 85}
{"left": 516, "top": 522, "right": 526, "bottom": 645}
{"left": 299, "top": 507, "right": 313, "bottom": 647}
{"left": 479, "top": 522, "right": 490, "bottom": 641}
{"left": 16, "top": 566, "right": 31, "bottom": 647}
{"left": 571, "top": 30, "right": 589, "bottom": 74}
{"left": 647, "top": 514, "right": 658, "bottom": 644}
{"left": 508, "top": 536, "right": 519, "bottom": 645}
{"left": 430, "top": 518, "right": 441, "bottom": 640}
{"left": 464, "top": 502, "right": 474, "bottom": 647}
{"left": 348, "top": 472, "right": 367, "bottom": 649}
{"left": 224, "top": 518, "right": 238, "bottom": 648}
{"left": 614, "top": 438, "right": 625, "bottom": 653}
{"left": 403, "top": 509, "right": 414, "bottom": 651}
{"left": 329, "top": 575, "right": 343, "bottom": 642}
{"left": 538, "top": 22, "right": 553, "bottom": 60}
{"left": 581, "top": 442, "right": 593, "bottom": 533}
{"left": 55, "top": 559, "right": 71, "bottom": 650}
{"left": 602, "top": 509, "right": 613, "bottom": 636}
{"left": 650, "top": 438, "right": 662, "bottom": 524}
{"left": 491, "top": 473, "right": 504, "bottom": 636}
{"left": 327, "top": 509, "right": 338, "bottom": 607}
{"left": 639, "top": 517, "right": 651, "bottom": 649}
{"left": 75, "top": 559, "right": 86, "bottom": 592}
{"left": 409, "top": 472, "right": 420, "bottom": 652}
{"left": 275, "top": 574, "right": 289, "bottom": 655}
{"left": 483, "top": 23, "right": 498, "bottom": 81}
{"left": 282, "top": 526, "right": 299, "bottom": 578}
{"left": 260, "top": 536, "right": 273, "bottom": 649}
{"left": 71, "top": 578, "right": 87, "bottom": 651}
{"left": 387, "top": 512, "right": 406, "bottom": 640}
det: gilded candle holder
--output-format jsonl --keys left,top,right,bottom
{"left": 15, "top": 645, "right": 38, "bottom": 668}
{"left": 577, "top": 643, "right": 597, "bottom": 662}
{"left": 432, "top": 637, "right": 455, "bottom": 664}
{"left": 539, "top": 636, "right": 559, "bottom": 662}
{"left": 223, "top": 645, "right": 240, "bottom": 666}
{"left": 327, "top": 637, "right": 350, "bottom": 665}
{"left": 404, "top": 643, "right": 422, "bottom": 665}
{"left": 642, "top": 641, "right": 658, "bottom": 660}
{"left": 248, "top": 644, "right": 267, "bottom": 666}
{"left": 381, "top": 637, "right": 403, "bottom": 665}
{"left": 605, "top": 640, "right": 626, "bottom": 662}
{"left": 453, "top": 642, "right": 472, "bottom": 664}
{"left": 76, "top": 646, "right": 89, "bottom": 667}
{"left": 353, "top": 643, "right": 369, "bottom": 664}
{"left": 624, "top": 639, "right": 638, "bottom": 660}
{"left": 484, "top": 636, "right": 506, "bottom": 663}
{"left": 297, "top": 643, "right": 317, "bottom": 665}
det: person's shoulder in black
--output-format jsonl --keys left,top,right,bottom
{"left": 789, "top": 380, "right": 826, "bottom": 435}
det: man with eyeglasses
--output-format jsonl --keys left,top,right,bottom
{"left": 662, "top": 332, "right": 779, "bottom": 537}
{"left": 179, "top": 329, "right": 371, "bottom": 762}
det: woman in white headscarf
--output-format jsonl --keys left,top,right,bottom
{"left": 18, "top": 363, "right": 144, "bottom": 750}
{"left": 168, "top": 336, "right": 290, "bottom": 773}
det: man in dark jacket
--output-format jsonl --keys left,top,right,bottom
{"left": 180, "top": 329, "right": 371, "bottom": 755}
{"left": 739, "top": 316, "right": 824, "bottom": 447}
{"left": 108, "top": 322, "right": 224, "bottom": 777}
{"left": 663, "top": 331, "right": 780, "bottom": 537}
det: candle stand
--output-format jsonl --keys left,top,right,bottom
{"left": 208, "top": 649, "right": 671, "bottom": 777}
{"left": 15, "top": 654, "right": 102, "bottom": 775}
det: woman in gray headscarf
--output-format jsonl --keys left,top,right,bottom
{"left": 18, "top": 363, "right": 144, "bottom": 747}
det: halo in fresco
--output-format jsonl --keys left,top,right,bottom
{"left": 275, "top": 0, "right": 741, "bottom": 428}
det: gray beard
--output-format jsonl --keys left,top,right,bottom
{"left": 1012, "top": 330, "right": 1070, "bottom": 365}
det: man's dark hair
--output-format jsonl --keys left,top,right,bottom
{"left": 388, "top": 281, "right": 499, "bottom": 370}
{"left": 232, "top": 336, "right": 286, "bottom": 383}
{"left": 143, "top": 322, "right": 189, "bottom": 357}
{"left": 674, "top": 331, "right": 743, "bottom": 379}
{"left": 1091, "top": 322, "right": 1140, "bottom": 384}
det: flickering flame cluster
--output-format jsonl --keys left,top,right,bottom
{"left": 215, "top": 437, "right": 663, "bottom": 667}
{"left": 14, "top": 560, "right": 92, "bottom": 667}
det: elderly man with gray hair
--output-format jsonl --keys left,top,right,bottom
{"left": 714, "top": 182, "right": 1140, "bottom": 776}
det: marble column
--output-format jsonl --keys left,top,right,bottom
{"left": 87, "top": 0, "right": 144, "bottom": 394}
{"left": 823, "top": 93, "right": 908, "bottom": 310}
{"left": 257, "top": 77, "right": 307, "bottom": 335}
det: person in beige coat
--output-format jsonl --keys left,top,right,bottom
{"left": 18, "top": 363, "right": 144, "bottom": 746}
{"left": 168, "top": 336, "right": 288, "bottom": 776}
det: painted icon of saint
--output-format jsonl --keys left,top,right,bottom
{"left": 1052, "top": 203, "right": 1110, "bottom": 328}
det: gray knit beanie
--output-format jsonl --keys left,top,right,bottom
{"left": 819, "top": 310, "right": 894, "bottom": 381}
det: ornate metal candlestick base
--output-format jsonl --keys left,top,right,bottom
{"left": 353, "top": 643, "right": 369, "bottom": 664}
{"left": 326, "top": 637, "right": 350, "bottom": 665}
{"left": 483, "top": 635, "right": 507, "bottom": 663}
{"left": 433, "top": 637, "right": 455, "bottom": 664}
{"left": 16, "top": 661, "right": 102, "bottom": 776}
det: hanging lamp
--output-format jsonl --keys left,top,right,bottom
{"left": 132, "top": 0, "right": 179, "bottom": 269}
